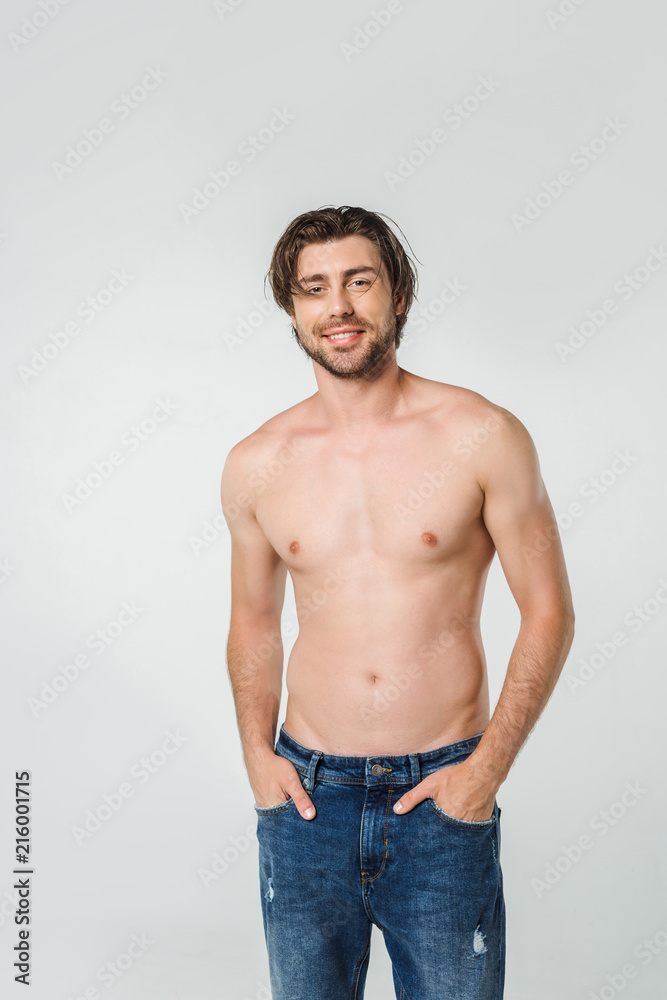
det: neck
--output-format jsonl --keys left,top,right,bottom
{"left": 310, "top": 352, "right": 412, "bottom": 429}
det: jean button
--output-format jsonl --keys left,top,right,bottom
{"left": 371, "top": 764, "right": 384, "bottom": 776}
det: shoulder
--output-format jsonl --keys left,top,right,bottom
{"left": 415, "top": 376, "right": 524, "bottom": 438}
{"left": 414, "top": 376, "right": 538, "bottom": 484}
{"left": 226, "top": 396, "right": 312, "bottom": 462}
{"left": 445, "top": 391, "right": 542, "bottom": 494}
{"left": 452, "top": 388, "right": 532, "bottom": 456}
{"left": 220, "top": 396, "right": 313, "bottom": 505}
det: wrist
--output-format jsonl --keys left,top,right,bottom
{"left": 244, "top": 743, "right": 277, "bottom": 769}
{"left": 463, "top": 754, "right": 506, "bottom": 793}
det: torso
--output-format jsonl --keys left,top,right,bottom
{"left": 247, "top": 372, "right": 501, "bottom": 755}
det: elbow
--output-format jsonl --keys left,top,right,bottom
{"left": 521, "top": 602, "right": 575, "bottom": 640}
{"left": 561, "top": 601, "right": 576, "bottom": 646}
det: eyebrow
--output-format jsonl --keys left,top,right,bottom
{"left": 297, "top": 265, "right": 379, "bottom": 287}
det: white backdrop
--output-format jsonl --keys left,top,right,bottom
{"left": 2, "top": 1, "right": 666, "bottom": 998}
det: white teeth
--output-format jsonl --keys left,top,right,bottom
{"left": 328, "top": 331, "right": 361, "bottom": 340}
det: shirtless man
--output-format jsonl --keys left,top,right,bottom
{"left": 220, "top": 206, "right": 575, "bottom": 1000}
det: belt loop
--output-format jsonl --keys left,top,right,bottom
{"left": 304, "top": 750, "right": 322, "bottom": 792}
{"left": 410, "top": 753, "right": 421, "bottom": 787}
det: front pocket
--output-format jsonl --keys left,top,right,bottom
{"left": 427, "top": 798, "right": 496, "bottom": 829}
{"left": 254, "top": 797, "right": 295, "bottom": 816}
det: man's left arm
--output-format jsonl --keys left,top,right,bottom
{"left": 394, "top": 406, "right": 575, "bottom": 821}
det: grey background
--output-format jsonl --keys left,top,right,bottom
{"left": 1, "top": 1, "right": 666, "bottom": 997}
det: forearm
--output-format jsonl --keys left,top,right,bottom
{"left": 226, "top": 620, "right": 284, "bottom": 769}
{"left": 467, "top": 610, "right": 575, "bottom": 789}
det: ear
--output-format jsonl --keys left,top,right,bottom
{"left": 394, "top": 291, "right": 405, "bottom": 315}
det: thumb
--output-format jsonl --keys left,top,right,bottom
{"left": 286, "top": 778, "right": 316, "bottom": 820}
{"left": 393, "top": 778, "right": 431, "bottom": 815}
{"left": 276, "top": 759, "right": 317, "bottom": 820}
{"left": 292, "top": 788, "right": 316, "bottom": 820}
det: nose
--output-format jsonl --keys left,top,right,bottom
{"left": 328, "top": 282, "right": 355, "bottom": 317}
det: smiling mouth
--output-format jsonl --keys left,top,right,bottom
{"left": 323, "top": 330, "right": 364, "bottom": 344}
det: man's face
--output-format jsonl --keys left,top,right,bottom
{"left": 290, "top": 235, "right": 404, "bottom": 380}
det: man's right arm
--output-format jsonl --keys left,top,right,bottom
{"left": 220, "top": 440, "right": 316, "bottom": 818}
{"left": 221, "top": 438, "right": 287, "bottom": 764}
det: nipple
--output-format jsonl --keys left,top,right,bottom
{"left": 289, "top": 540, "right": 300, "bottom": 554}
{"left": 421, "top": 531, "right": 438, "bottom": 547}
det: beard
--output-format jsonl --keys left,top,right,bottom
{"left": 291, "top": 308, "right": 399, "bottom": 380}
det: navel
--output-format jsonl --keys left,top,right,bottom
{"left": 289, "top": 540, "right": 300, "bottom": 554}
{"left": 421, "top": 531, "right": 438, "bottom": 547}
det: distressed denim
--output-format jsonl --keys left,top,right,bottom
{"left": 255, "top": 724, "right": 505, "bottom": 999}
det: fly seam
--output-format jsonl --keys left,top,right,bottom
{"left": 361, "top": 788, "right": 394, "bottom": 883}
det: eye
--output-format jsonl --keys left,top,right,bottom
{"left": 306, "top": 285, "right": 323, "bottom": 294}
{"left": 351, "top": 279, "right": 369, "bottom": 288}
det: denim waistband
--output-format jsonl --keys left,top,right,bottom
{"left": 274, "top": 724, "right": 485, "bottom": 789}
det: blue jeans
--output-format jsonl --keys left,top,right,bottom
{"left": 255, "top": 724, "right": 505, "bottom": 999}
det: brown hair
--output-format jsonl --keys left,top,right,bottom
{"left": 265, "top": 205, "right": 420, "bottom": 346}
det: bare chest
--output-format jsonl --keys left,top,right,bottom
{"left": 253, "top": 430, "right": 489, "bottom": 573}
